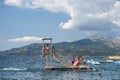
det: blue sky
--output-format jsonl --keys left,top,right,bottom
{"left": 0, "top": 0, "right": 120, "bottom": 51}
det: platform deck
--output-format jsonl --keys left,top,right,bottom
{"left": 45, "top": 65, "right": 93, "bottom": 71}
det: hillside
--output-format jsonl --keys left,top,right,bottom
{"left": 0, "top": 36, "right": 120, "bottom": 56}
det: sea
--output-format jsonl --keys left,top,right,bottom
{"left": 0, "top": 55, "right": 120, "bottom": 80}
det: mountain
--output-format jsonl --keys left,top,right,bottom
{"left": 54, "top": 36, "right": 120, "bottom": 56}
{"left": 0, "top": 36, "right": 120, "bottom": 56}
{"left": 0, "top": 43, "right": 42, "bottom": 55}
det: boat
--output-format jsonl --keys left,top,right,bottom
{"left": 86, "top": 59, "right": 100, "bottom": 65}
{"left": 107, "top": 56, "right": 120, "bottom": 60}
{"left": 105, "top": 59, "right": 114, "bottom": 63}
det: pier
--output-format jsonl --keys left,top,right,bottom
{"left": 42, "top": 38, "right": 94, "bottom": 71}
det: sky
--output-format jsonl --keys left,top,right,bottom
{"left": 0, "top": 0, "right": 120, "bottom": 51}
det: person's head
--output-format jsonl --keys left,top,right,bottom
{"left": 46, "top": 44, "right": 49, "bottom": 46}
{"left": 52, "top": 46, "right": 55, "bottom": 48}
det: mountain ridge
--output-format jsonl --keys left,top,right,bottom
{"left": 1, "top": 36, "right": 120, "bottom": 56}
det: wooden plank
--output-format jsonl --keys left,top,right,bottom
{"left": 44, "top": 65, "right": 93, "bottom": 71}
{"left": 42, "top": 38, "right": 52, "bottom": 41}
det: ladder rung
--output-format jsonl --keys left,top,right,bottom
{"left": 53, "top": 53, "right": 71, "bottom": 66}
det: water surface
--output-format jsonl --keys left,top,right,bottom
{"left": 0, "top": 55, "right": 120, "bottom": 80}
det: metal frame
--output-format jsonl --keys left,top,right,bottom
{"left": 42, "top": 38, "right": 53, "bottom": 66}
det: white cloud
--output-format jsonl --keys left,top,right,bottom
{"left": 8, "top": 36, "right": 42, "bottom": 42}
{"left": 111, "top": 1, "right": 120, "bottom": 27}
{"left": 4, "top": 0, "right": 23, "bottom": 7}
{"left": 4, "top": 0, "right": 120, "bottom": 31}
{"left": 113, "top": 20, "right": 120, "bottom": 26}
{"left": 87, "top": 13, "right": 109, "bottom": 18}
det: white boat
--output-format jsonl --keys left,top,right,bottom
{"left": 106, "top": 60, "right": 114, "bottom": 63}
{"left": 86, "top": 59, "right": 100, "bottom": 65}
{"left": 107, "top": 56, "right": 120, "bottom": 60}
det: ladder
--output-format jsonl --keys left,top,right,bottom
{"left": 53, "top": 52, "right": 71, "bottom": 66}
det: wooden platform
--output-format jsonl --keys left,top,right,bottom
{"left": 45, "top": 65, "right": 94, "bottom": 71}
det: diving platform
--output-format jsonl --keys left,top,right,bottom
{"left": 45, "top": 65, "right": 93, "bottom": 71}
{"left": 42, "top": 38, "right": 94, "bottom": 71}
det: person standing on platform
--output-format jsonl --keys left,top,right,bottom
{"left": 72, "top": 56, "right": 75, "bottom": 65}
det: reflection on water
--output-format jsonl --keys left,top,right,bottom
{"left": 0, "top": 55, "right": 120, "bottom": 80}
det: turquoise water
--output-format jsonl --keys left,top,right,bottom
{"left": 0, "top": 55, "right": 120, "bottom": 80}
